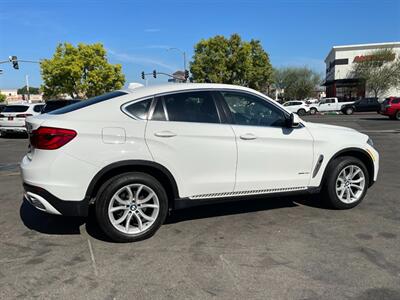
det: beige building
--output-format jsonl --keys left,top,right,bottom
{"left": 324, "top": 42, "right": 400, "bottom": 100}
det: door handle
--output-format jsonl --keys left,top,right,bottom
{"left": 154, "top": 131, "right": 177, "bottom": 138}
{"left": 240, "top": 133, "right": 257, "bottom": 140}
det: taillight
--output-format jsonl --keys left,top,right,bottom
{"left": 30, "top": 127, "right": 77, "bottom": 150}
{"left": 16, "top": 113, "right": 33, "bottom": 118}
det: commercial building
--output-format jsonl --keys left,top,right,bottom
{"left": 324, "top": 42, "right": 400, "bottom": 100}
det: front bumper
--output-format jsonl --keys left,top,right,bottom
{"left": 23, "top": 183, "right": 89, "bottom": 216}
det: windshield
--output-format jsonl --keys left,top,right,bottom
{"left": 49, "top": 91, "right": 127, "bottom": 115}
{"left": 3, "top": 105, "right": 29, "bottom": 113}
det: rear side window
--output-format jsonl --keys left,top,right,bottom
{"left": 124, "top": 98, "right": 152, "bottom": 120}
{"left": 49, "top": 91, "right": 127, "bottom": 115}
{"left": 3, "top": 105, "right": 29, "bottom": 112}
{"left": 163, "top": 91, "right": 220, "bottom": 123}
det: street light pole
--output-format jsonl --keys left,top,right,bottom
{"left": 167, "top": 47, "right": 187, "bottom": 72}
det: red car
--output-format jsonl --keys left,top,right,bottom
{"left": 380, "top": 97, "right": 400, "bottom": 120}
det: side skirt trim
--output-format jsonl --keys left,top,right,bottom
{"left": 188, "top": 186, "right": 308, "bottom": 200}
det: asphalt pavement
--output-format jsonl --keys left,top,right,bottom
{"left": 0, "top": 113, "right": 399, "bottom": 299}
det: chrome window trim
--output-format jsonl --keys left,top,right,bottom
{"left": 121, "top": 87, "right": 296, "bottom": 126}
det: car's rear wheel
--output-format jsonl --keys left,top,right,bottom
{"left": 95, "top": 172, "right": 168, "bottom": 242}
{"left": 395, "top": 111, "right": 400, "bottom": 120}
{"left": 310, "top": 108, "right": 317, "bottom": 115}
{"left": 297, "top": 109, "right": 306, "bottom": 116}
{"left": 322, "top": 156, "right": 369, "bottom": 209}
{"left": 345, "top": 107, "right": 354, "bottom": 115}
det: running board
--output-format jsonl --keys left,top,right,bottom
{"left": 188, "top": 186, "right": 308, "bottom": 200}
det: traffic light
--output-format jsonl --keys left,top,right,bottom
{"left": 9, "top": 56, "right": 19, "bottom": 69}
{"left": 141, "top": 71, "right": 145, "bottom": 79}
{"left": 184, "top": 70, "right": 189, "bottom": 80}
{"left": 153, "top": 70, "right": 157, "bottom": 78}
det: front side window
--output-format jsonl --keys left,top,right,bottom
{"left": 222, "top": 92, "right": 287, "bottom": 127}
{"left": 124, "top": 98, "right": 152, "bottom": 120}
{"left": 163, "top": 91, "right": 220, "bottom": 123}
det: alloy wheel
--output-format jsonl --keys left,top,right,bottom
{"left": 335, "top": 165, "right": 365, "bottom": 204}
{"left": 108, "top": 184, "right": 160, "bottom": 235}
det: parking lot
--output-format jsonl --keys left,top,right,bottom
{"left": 0, "top": 113, "right": 399, "bottom": 299}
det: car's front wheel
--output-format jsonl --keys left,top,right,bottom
{"left": 95, "top": 172, "right": 168, "bottom": 242}
{"left": 395, "top": 111, "right": 400, "bottom": 120}
{"left": 322, "top": 156, "right": 369, "bottom": 209}
{"left": 297, "top": 109, "right": 306, "bottom": 116}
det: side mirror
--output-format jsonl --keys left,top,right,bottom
{"left": 286, "top": 113, "right": 301, "bottom": 128}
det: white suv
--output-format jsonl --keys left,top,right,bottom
{"left": 282, "top": 100, "right": 310, "bottom": 116}
{"left": 0, "top": 103, "right": 44, "bottom": 135}
{"left": 21, "top": 84, "right": 379, "bottom": 242}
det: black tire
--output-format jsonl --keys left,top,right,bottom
{"left": 95, "top": 172, "right": 168, "bottom": 242}
{"left": 321, "top": 156, "right": 369, "bottom": 209}
{"left": 395, "top": 111, "right": 400, "bottom": 120}
{"left": 345, "top": 107, "right": 354, "bottom": 115}
{"left": 310, "top": 108, "right": 317, "bottom": 115}
{"left": 297, "top": 109, "right": 306, "bottom": 116}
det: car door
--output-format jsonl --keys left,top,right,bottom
{"left": 145, "top": 90, "right": 237, "bottom": 198}
{"left": 218, "top": 91, "right": 314, "bottom": 192}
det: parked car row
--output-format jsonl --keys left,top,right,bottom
{"left": 282, "top": 96, "right": 400, "bottom": 120}
{"left": 0, "top": 100, "right": 80, "bottom": 135}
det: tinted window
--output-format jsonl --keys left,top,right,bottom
{"left": 41, "top": 100, "right": 80, "bottom": 114}
{"left": 163, "top": 91, "right": 219, "bottom": 123}
{"left": 33, "top": 104, "right": 44, "bottom": 112}
{"left": 392, "top": 99, "right": 400, "bottom": 104}
{"left": 222, "top": 92, "right": 287, "bottom": 127}
{"left": 3, "top": 105, "right": 29, "bottom": 112}
{"left": 125, "top": 98, "right": 152, "bottom": 120}
{"left": 151, "top": 98, "right": 166, "bottom": 121}
{"left": 49, "top": 91, "right": 127, "bottom": 115}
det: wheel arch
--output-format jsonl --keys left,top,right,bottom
{"left": 321, "top": 148, "right": 375, "bottom": 187}
{"left": 85, "top": 160, "right": 179, "bottom": 209}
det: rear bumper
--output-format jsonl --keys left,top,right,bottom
{"left": 0, "top": 126, "right": 27, "bottom": 132}
{"left": 23, "top": 183, "right": 89, "bottom": 216}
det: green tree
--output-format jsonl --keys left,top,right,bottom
{"left": 350, "top": 49, "right": 400, "bottom": 98}
{"left": 274, "top": 67, "right": 321, "bottom": 100}
{"left": 190, "top": 34, "right": 273, "bottom": 92}
{"left": 0, "top": 92, "right": 6, "bottom": 102}
{"left": 17, "top": 85, "right": 40, "bottom": 95}
{"left": 41, "top": 43, "right": 125, "bottom": 99}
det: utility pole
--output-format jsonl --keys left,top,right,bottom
{"left": 25, "top": 75, "right": 30, "bottom": 103}
{"left": 167, "top": 47, "right": 187, "bottom": 81}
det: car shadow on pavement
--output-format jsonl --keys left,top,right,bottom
{"left": 20, "top": 199, "right": 85, "bottom": 235}
{"left": 20, "top": 195, "right": 328, "bottom": 242}
{"left": 165, "top": 195, "right": 320, "bottom": 224}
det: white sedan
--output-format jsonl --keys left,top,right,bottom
{"left": 282, "top": 100, "right": 310, "bottom": 116}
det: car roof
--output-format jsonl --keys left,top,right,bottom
{"left": 120, "top": 83, "right": 272, "bottom": 100}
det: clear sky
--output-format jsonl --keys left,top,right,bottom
{"left": 0, "top": 0, "right": 399, "bottom": 89}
